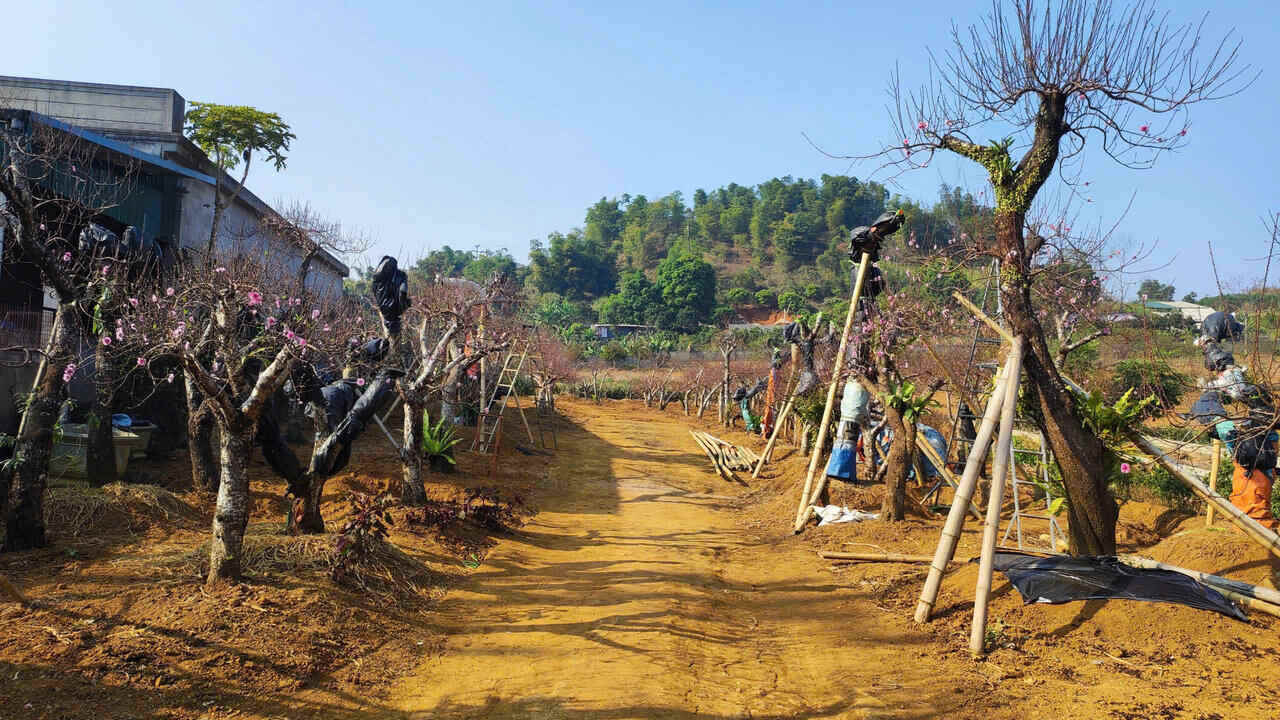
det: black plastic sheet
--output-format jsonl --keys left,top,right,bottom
{"left": 991, "top": 552, "right": 1247, "bottom": 621}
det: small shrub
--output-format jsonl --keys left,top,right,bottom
{"left": 331, "top": 492, "right": 395, "bottom": 585}
{"left": 1109, "top": 358, "right": 1188, "bottom": 416}
{"left": 421, "top": 411, "right": 463, "bottom": 472}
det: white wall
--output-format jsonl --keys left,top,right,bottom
{"left": 177, "top": 179, "right": 344, "bottom": 297}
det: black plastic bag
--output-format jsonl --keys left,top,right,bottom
{"left": 370, "top": 255, "right": 411, "bottom": 335}
{"left": 991, "top": 552, "right": 1246, "bottom": 621}
{"left": 1202, "top": 311, "right": 1244, "bottom": 343}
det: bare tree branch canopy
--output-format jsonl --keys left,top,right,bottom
{"left": 850, "top": 0, "right": 1252, "bottom": 555}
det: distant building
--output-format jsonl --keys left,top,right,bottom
{"left": 591, "top": 324, "right": 654, "bottom": 339}
{"left": 0, "top": 75, "right": 348, "bottom": 298}
{"left": 1142, "top": 300, "right": 1216, "bottom": 323}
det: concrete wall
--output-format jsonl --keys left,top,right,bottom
{"left": 177, "top": 179, "right": 345, "bottom": 298}
{"left": 0, "top": 75, "right": 183, "bottom": 136}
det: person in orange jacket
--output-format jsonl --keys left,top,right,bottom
{"left": 1226, "top": 427, "right": 1279, "bottom": 531}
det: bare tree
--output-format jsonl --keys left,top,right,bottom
{"left": 854, "top": 0, "right": 1250, "bottom": 553}
{"left": 0, "top": 115, "right": 135, "bottom": 550}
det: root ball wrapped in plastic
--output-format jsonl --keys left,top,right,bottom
{"left": 371, "top": 255, "right": 411, "bottom": 336}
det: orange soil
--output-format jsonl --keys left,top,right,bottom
{"left": 2, "top": 397, "right": 1278, "bottom": 718}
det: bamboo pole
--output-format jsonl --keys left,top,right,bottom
{"left": 969, "top": 337, "right": 1025, "bottom": 655}
{"left": 1119, "top": 554, "right": 1280, "bottom": 607}
{"left": 1207, "top": 438, "right": 1223, "bottom": 527}
{"left": 914, "top": 347, "right": 1019, "bottom": 624}
{"left": 820, "top": 551, "right": 972, "bottom": 564}
{"left": 915, "top": 434, "right": 982, "bottom": 520}
{"left": 1129, "top": 432, "right": 1280, "bottom": 561}
{"left": 792, "top": 253, "right": 872, "bottom": 533}
{"left": 753, "top": 399, "right": 795, "bottom": 478}
{"left": 952, "top": 291, "right": 1015, "bottom": 345}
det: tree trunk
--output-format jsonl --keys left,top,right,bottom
{"left": 994, "top": 209, "right": 1115, "bottom": 555}
{"left": 880, "top": 407, "right": 916, "bottom": 521}
{"left": 401, "top": 399, "right": 427, "bottom": 506}
{"left": 185, "top": 375, "right": 219, "bottom": 493}
{"left": 86, "top": 337, "right": 117, "bottom": 486}
{"left": 208, "top": 427, "right": 252, "bottom": 585}
{"left": 3, "top": 302, "right": 80, "bottom": 551}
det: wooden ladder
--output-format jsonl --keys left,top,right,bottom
{"left": 471, "top": 341, "right": 534, "bottom": 455}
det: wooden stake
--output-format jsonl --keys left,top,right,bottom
{"left": 753, "top": 399, "right": 795, "bottom": 478}
{"left": 914, "top": 347, "right": 1019, "bottom": 624}
{"left": 1130, "top": 432, "right": 1280, "bottom": 561}
{"left": 792, "top": 253, "right": 872, "bottom": 533}
{"left": 820, "top": 551, "right": 972, "bottom": 563}
{"left": 1207, "top": 438, "right": 1223, "bottom": 527}
{"left": 970, "top": 337, "right": 1025, "bottom": 655}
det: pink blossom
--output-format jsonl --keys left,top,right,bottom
{"left": 215, "top": 267, "right": 226, "bottom": 273}
{"left": 128, "top": 297, "right": 138, "bottom": 307}
{"left": 115, "top": 328, "right": 124, "bottom": 340}
{"left": 62, "top": 363, "right": 77, "bottom": 383}
{"left": 917, "top": 120, "right": 928, "bottom": 130}
{"left": 136, "top": 357, "right": 146, "bottom": 367}
{"left": 1139, "top": 125, "right": 1149, "bottom": 133}
{"left": 61, "top": 251, "right": 71, "bottom": 262}
{"left": 356, "top": 378, "right": 366, "bottom": 387}
{"left": 183, "top": 342, "right": 190, "bottom": 352}
{"left": 284, "top": 329, "right": 296, "bottom": 340}
{"left": 101, "top": 335, "right": 112, "bottom": 346}
{"left": 247, "top": 291, "right": 263, "bottom": 305}
{"left": 266, "top": 317, "right": 277, "bottom": 328}
{"left": 39, "top": 223, "right": 46, "bottom": 231}
{"left": 902, "top": 138, "right": 909, "bottom": 146}
{"left": 1179, "top": 129, "right": 1187, "bottom": 136}
{"left": 323, "top": 324, "right": 330, "bottom": 332}
{"left": 1120, "top": 463, "right": 1131, "bottom": 474}
{"left": 102, "top": 264, "right": 111, "bottom": 275}
{"left": 165, "top": 287, "right": 174, "bottom": 296}
{"left": 166, "top": 373, "right": 175, "bottom": 383}
{"left": 296, "top": 337, "right": 307, "bottom": 348}
{"left": 151, "top": 294, "right": 158, "bottom": 303}
{"left": 311, "top": 309, "right": 320, "bottom": 320}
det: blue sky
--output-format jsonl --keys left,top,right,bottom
{"left": 4, "top": 0, "right": 1278, "bottom": 299}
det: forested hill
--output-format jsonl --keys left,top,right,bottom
{"left": 349, "top": 175, "right": 990, "bottom": 336}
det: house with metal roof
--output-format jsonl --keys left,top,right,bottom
{"left": 0, "top": 75, "right": 349, "bottom": 298}
{"left": 1142, "top": 300, "right": 1216, "bottom": 323}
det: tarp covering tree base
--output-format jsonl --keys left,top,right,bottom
{"left": 991, "top": 552, "right": 1247, "bottom": 621}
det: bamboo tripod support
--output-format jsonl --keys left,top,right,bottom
{"left": 969, "top": 336, "right": 1025, "bottom": 655}
{"left": 914, "top": 341, "right": 1021, "bottom": 625}
{"left": 791, "top": 253, "right": 871, "bottom": 533}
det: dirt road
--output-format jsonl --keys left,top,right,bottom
{"left": 387, "top": 402, "right": 972, "bottom": 719}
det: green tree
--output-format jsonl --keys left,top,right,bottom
{"left": 777, "top": 289, "right": 806, "bottom": 314}
{"left": 655, "top": 253, "right": 716, "bottom": 330}
{"left": 597, "top": 272, "right": 663, "bottom": 326}
{"left": 184, "top": 102, "right": 295, "bottom": 263}
{"left": 1138, "top": 279, "right": 1175, "bottom": 301}
{"left": 528, "top": 230, "right": 618, "bottom": 300}
{"left": 755, "top": 289, "right": 777, "bottom": 308}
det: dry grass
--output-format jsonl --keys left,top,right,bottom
{"left": 161, "top": 522, "right": 443, "bottom": 608}
{"left": 43, "top": 481, "right": 198, "bottom": 539}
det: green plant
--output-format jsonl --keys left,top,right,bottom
{"left": 884, "top": 380, "right": 937, "bottom": 424}
{"left": 1108, "top": 359, "right": 1188, "bottom": 416}
{"left": 330, "top": 492, "right": 395, "bottom": 585}
{"left": 421, "top": 411, "right": 463, "bottom": 467}
{"left": 1074, "top": 388, "right": 1157, "bottom": 443}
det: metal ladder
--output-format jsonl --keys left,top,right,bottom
{"left": 470, "top": 341, "right": 533, "bottom": 454}
{"left": 1003, "top": 423, "right": 1064, "bottom": 552}
{"left": 940, "top": 258, "right": 1063, "bottom": 551}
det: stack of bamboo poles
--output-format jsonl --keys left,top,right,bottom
{"left": 690, "top": 430, "right": 760, "bottom": 483}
